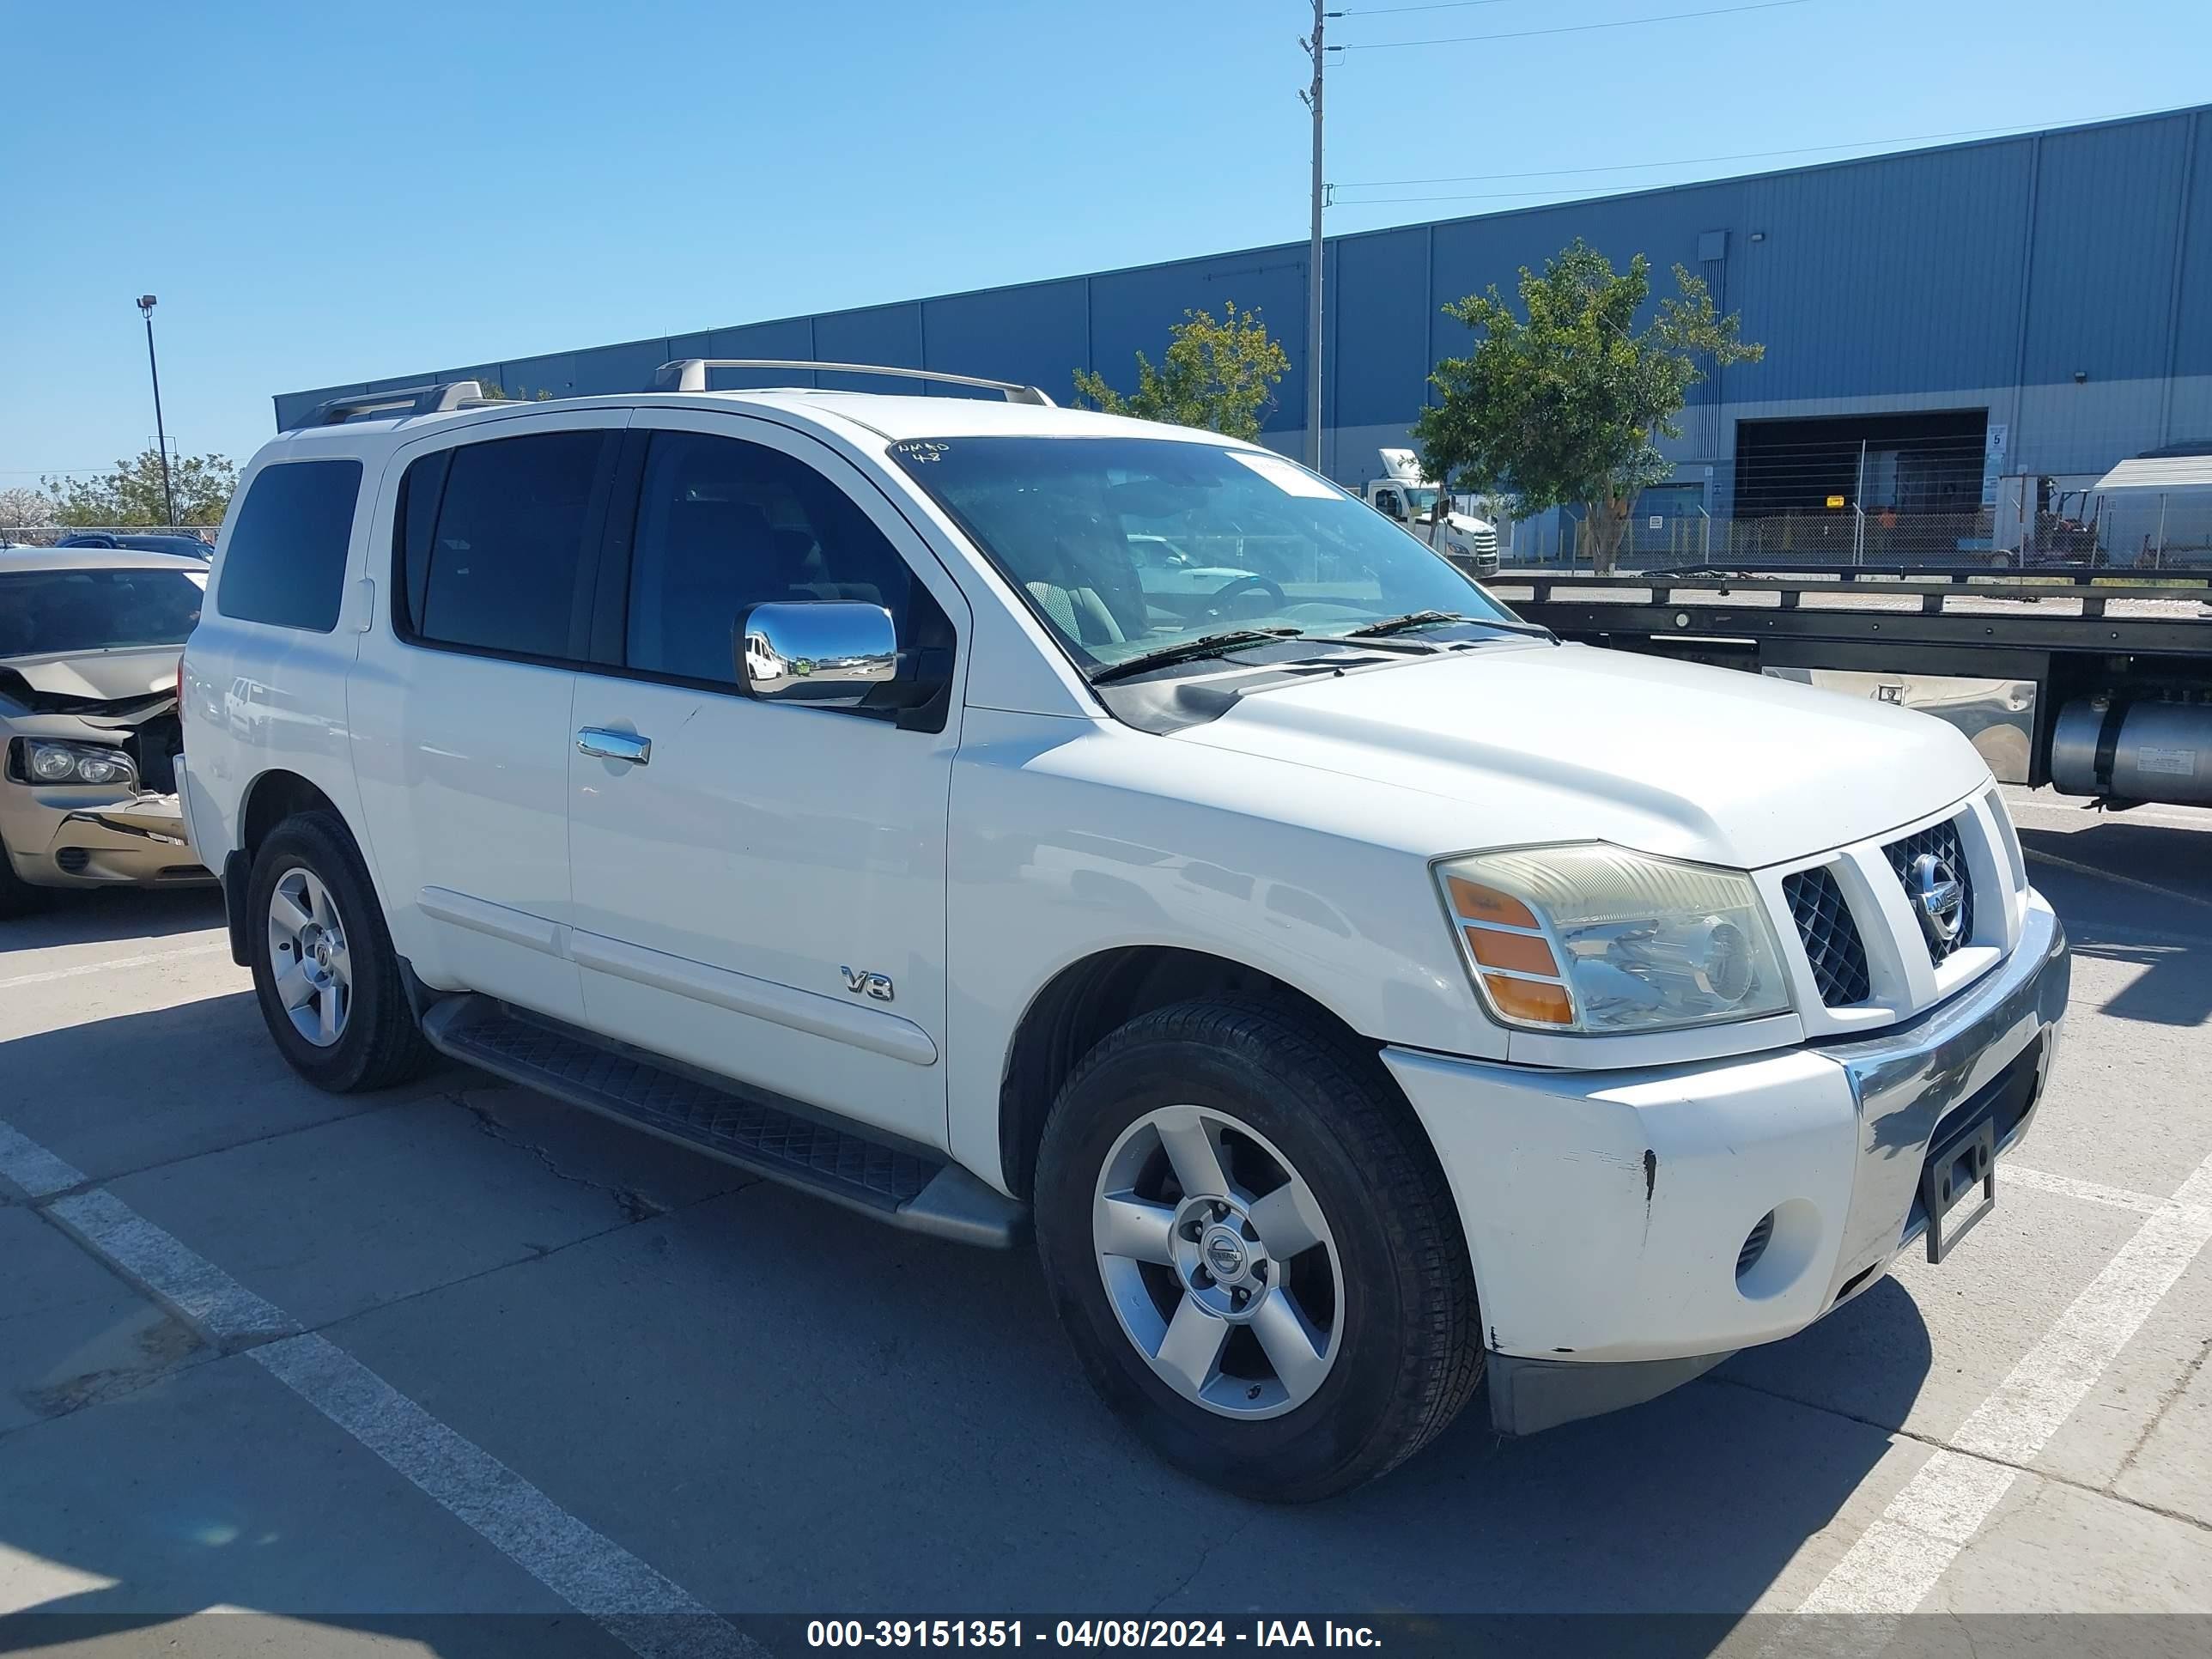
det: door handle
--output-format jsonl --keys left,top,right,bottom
{"left": 577, "top": 728, "right": 652, "bottom": 765}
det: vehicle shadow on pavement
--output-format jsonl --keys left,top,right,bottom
{"left": 3, "top": 884, "right": 224, "bottom": 951}
{"left": 0, "top": 988, "right": 1932, "bottom": 1640}
{"left": 2018, "top": 819, "right": 2212, "bottom": 908}
{"left": 2018, "top": 821, "right": 2212, "bottom": 1027}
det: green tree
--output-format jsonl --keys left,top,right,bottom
{"left": 1414, "top": 240, "right": 1761, "bottom": 573}
{"left": 44, "top": 450, "right": 238, "bottom": 527}
{"left": 1072, "top": 301, "right": 1291, "bottom": 442}
{"left": 473, "top": 381, "right": 553, "bottom": 403}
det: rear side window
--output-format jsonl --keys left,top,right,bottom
{"left": 402, "top": 430, "right": 611, "bottom": 660}
{"left": 216, "top": 459, "right": 362, "bottom": 630}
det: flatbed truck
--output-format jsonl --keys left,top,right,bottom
{"left": 1488, "top": 562, "right": 2212, "bottom": 810}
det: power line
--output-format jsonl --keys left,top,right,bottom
{"left": 1338, "top": 0, "right": 1814, "bottom": 52}
{"left": 1339, "top": 1, "right": 1522, "bottom": 15}
{"left": 1332, "top": 109, "right": 2181, "bottom": 190}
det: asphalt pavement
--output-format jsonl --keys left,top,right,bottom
{"left": 2, "top": 785, "right": 2209, "bottom": 1657}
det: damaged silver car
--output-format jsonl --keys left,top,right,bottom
{"left": 0, "top": 547, "right": 210, "bottom": 916}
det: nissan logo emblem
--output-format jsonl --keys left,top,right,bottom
{"left": 1909, "top": 854, "right": 1966, "bottom": 945}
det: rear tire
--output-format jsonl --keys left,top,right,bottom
{"left": 246, "top": 811, "right": 434, "bottom": 1092}
{"left": 1034, "top": 998, "right": 1482, "bottom": 1502}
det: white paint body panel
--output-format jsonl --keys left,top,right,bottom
{"left": 183, "top": 386, "right": 2053, "bottom": 1377}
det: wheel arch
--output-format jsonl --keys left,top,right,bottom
{"left": 222, "top": 769, "right": 344, "bottom": 964}
{"left": 995, "top": 945, "right": 1388, "bottom": 1202}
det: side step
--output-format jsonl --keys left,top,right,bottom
{"left": 419, "top": 995, "right": 1025, "bottom": 1249}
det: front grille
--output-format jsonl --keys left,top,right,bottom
{"left": 1783, "top": 865, "right": 1872, "bottom": 1006}
{"left": 1884, "top": 817, "right": 1975, "bottom": 967}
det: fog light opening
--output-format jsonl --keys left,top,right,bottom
{"left": 1735, "top": 1197, "right": 1823, "bottom": 1302}
{"left": 1736, "top": 1211, "right": 1776, "bottom": 1280}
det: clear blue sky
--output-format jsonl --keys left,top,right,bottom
{"left": 3, "top": 0, "right": 2206, "bottom": 489}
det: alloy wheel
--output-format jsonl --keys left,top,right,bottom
{"left": 1091, "top": 1103, "right": 1342, "bottom": 1419}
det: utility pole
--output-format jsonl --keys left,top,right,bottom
{"left": 137, "top": 295, "right": 178, "bottom": 527}
{"left": 1298, "top": 4, "right": 1331, "bottom": 473}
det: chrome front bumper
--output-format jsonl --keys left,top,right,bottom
{"left": 1462, "top": 894, "right": 2069, "bottom": 1437}
{"left": 1823, "top": 894, "right": 2069, "bottom": 1299}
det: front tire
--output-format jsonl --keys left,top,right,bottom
{"left": 246, "top": 811, "right": 433, "bottom": 1093}
{"left": 1034, "top": 999, "right": 1483, "bottom": 1501}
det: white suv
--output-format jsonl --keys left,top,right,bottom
{"left": 179, "top": 363, "right": 2069, "bottom": 1500}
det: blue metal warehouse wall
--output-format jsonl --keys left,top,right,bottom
{"left": 279, "top": 105, "right": 2210, "bottom": 500}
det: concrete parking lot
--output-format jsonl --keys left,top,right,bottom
{"left": 3, "top": 786, "right": 2209, "bottom": 1656}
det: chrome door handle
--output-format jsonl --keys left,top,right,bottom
{"left": 577, "top": 728, "right": 652, "bottom": 765}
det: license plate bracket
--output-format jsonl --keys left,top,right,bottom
{"left": 1922, "top": 1113, "right": 1997, "bottom": 1264}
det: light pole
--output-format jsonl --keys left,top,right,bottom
{"left": 137, "top": 295, "right": 178, "bottom": 527}
{"left": 1298, "top": 5, "right": 1336, "bottom": 474}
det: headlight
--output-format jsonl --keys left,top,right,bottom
{"left": 19, "top": 739, "right": 137, "bottom": 789}
{"left": 1436, "top": 844, "right": 1791, "bottom": 1034}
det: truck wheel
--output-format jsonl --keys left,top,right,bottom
{"left": 1034, "top": 999, "right": 1483, "bottom": 1501}
{"left": 246, "top": 811, "right": 433, "bottom": 1093}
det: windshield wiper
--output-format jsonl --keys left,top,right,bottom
{"left": 1341, "top": 610, "right": 1555, "bottom": 641}
{"left": 1089, "top": 628, "right": 1307, "bottom": 684}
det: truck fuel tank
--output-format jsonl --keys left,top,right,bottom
{"left": 2051, "top": 691, "right": 2212, "bottom": 806}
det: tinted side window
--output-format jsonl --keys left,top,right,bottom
{"left": 624, "top": 431, "right": 916, "bottom": 686}
{"left": 416, "top": 431, "right": 610, "bottom": 659}
{"left": 393, "top": 447, "right": 452, "bottom": 635}
{"left": 216, "top": 459, "right": 362, "bottom": 630}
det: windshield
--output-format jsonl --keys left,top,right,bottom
{"left": 1401, "top": 486, "right": 1440, "bottom": 514}
{"left": 888, "top": 435, "right": 1515, "bottom": 672}
{"left": 0, "top": 568, "right": 205, "bottom": 659}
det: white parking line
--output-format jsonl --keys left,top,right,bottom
{"left": 0, "top": 939, "right": 228, "bottom": 993}
{"left": 46, "top": 1188, "right": 300, "bottom": 1345}
{"left": 0, "top": 1115, "right": 758, "bottom": 1659}
{"left": 1799, "top": 1152, "right": 2212, "bottom": 1616}
{"left": 0, "top": 1121, "right": 87, "bottom": 1198}
{"left": 1998, "top": 1163, "right": 2168, "bottom": 1215}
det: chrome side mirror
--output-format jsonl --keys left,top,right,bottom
{"left": 734, "top": 600, "right": 898, "bottom": 707}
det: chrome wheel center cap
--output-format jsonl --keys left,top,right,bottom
{"left": 1201, "top": 1225, "right": 1250, "bottom": 1284}
{"left": 1170, "top": 1195, "right": 1272, "bottom": 1322}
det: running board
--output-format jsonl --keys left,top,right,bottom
{"left": 418, "top": 995, "right": 1025, "bottom": 1249}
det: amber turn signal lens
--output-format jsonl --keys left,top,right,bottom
{"left": 1483, "top": 974, "right": 1573, "bottom": 1024}
{"left": 1465, "top": 926, "right": 1559, "bottom": 976}
{"left": 1446, "top": 876, "right": 1540, "bottom": 931}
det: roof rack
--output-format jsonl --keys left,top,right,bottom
{"left": 650, "top": 359, "right": 1054, "bottom": 406}
{"left": 292, "top": 381, "right": 486, "bottom": 430}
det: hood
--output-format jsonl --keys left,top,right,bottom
{"left": 0, "top": 647, "right": 180, "bottom": 708}
{"left": 1168, "top": 641, "right": 1990, "bottom": 870}
{"left": 1444, "top": 512, "right": 1492, "bottom": 536}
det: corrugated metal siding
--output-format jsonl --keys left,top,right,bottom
{"left": 923, "top": 277, "right": 1088, "bottom": 400}
{"left": 1732, "top": 141, "right": 2033, "bottom": 400}
{"left": 2172, "top": 111, "right": 2212, "bottom": 381}
{"left": 276, "top": 104, "right": 2210, "bottom": 459}
{"left": 1087, "top": 249, "right": 1310, "bottom": 431}
{"left": 1331, "top": 227, "right": 1428, "bottom": 429}
{"left": 2022, "top": 115, "right": 2192, "bottom": 384}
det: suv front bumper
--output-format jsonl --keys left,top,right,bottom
{"left": 1382, "top": 891, "right": 2069, "bottom": 1434}
{"left": 1, "top": 781, "right": 209, "bottom": 890}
